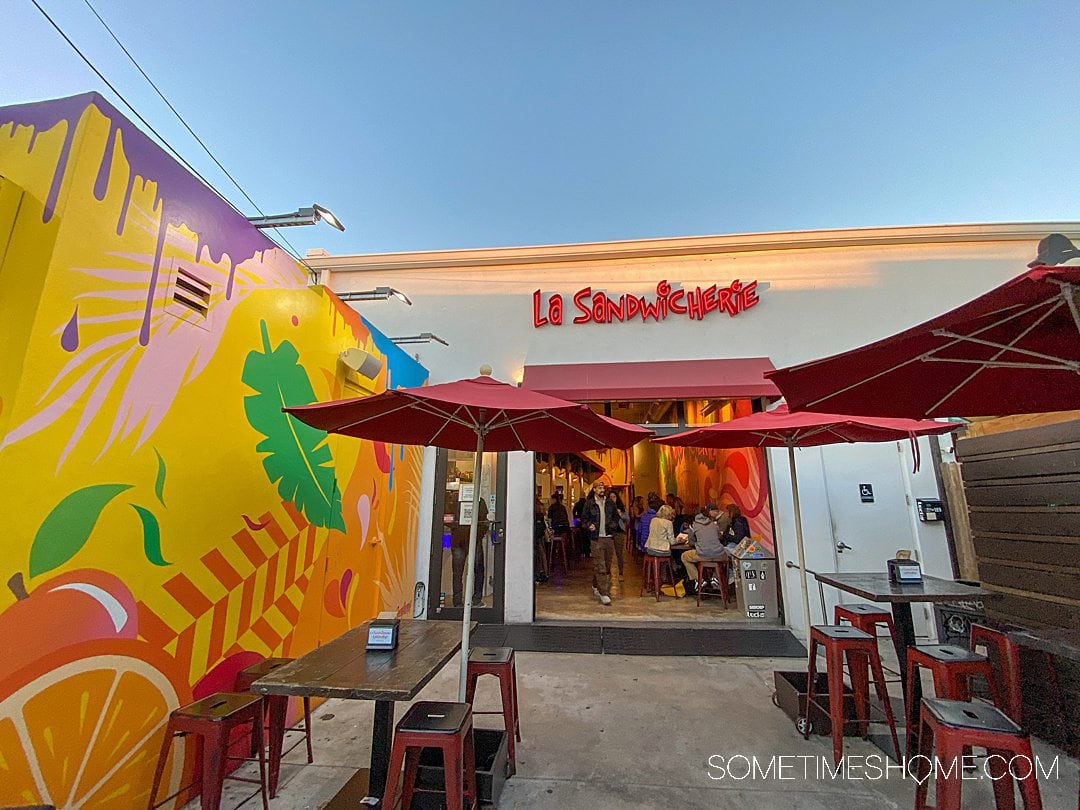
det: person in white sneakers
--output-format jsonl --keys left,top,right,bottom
{"left": 581, "top": 481, "right": 619, "bottom": 605}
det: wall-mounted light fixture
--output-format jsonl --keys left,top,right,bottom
{"left": 339, "top": 347, "right": 383, "bottom": 378}
{"left": 390, "top": 333, "right": 449, "bottom": 346}
{"left": 338, "top": 287, "right": 412, "bottom": 306}
{"left": 248, "top": 203, "right": 345, "bottom": 231}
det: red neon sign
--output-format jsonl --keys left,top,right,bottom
{"left": 532, "top": 279, "right": 760, "bottom": 328}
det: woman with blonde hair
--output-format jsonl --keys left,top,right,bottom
{"left": 644, "top": 504, "right": 677, "bottom": 557}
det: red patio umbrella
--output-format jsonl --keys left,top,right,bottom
{"left": 284, "top": 369, "right": 650, "bottom": 699}
{"left": 655, "top": 406, "right": 957, "bottom": 642}
{"left": 767, "top": 264, "right": 1080, "bottom": 418}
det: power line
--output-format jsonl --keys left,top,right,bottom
{"left": 27, "top": 0, "right": 315, "bottom": 272}
{"left": 80, "top": 0, "right": 267, "bottom": 218}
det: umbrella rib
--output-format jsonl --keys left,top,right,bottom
{"left": 804, "top": 295, "right": 1065, "bottom": 411}
{"left": 330, "top": 399, "right": 421, "bottom": 432}
{"left": 926, "top": 298, "right": 1064, "bottom": 413}
{"left": 922, "top": 356, "right": 1080, "bottom": 371}
{"left": 929, "top": 327, "right": 1080, "bottom": 370}
{"left": 1053, "top": 280, "right": 1080, "bottom": 334}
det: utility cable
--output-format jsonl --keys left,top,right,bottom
{"left": 28, "top": 0, "right": 316, "bottom": 273}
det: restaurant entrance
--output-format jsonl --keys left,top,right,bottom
{"left": 425, "top": 448, "right": 508, "bottom": 623}
{"left": 533, "top": 395, "right": 779, "bottom": 623}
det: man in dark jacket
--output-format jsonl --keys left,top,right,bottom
{"left": 581, "top": 481, "right": 620, "bottom": 605}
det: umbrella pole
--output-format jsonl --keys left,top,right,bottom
{"left": 459, "top": 430, "right": 486, "bottom": 702}
{"left": 788, "top": 446, "right": 814, "bottom": 648}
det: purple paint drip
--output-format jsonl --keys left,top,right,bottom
{"left": 61, "top": 307, "right": 79, "bottom": 351}
{"left": 2, "top": 93, "right": 280, "bottom": 338}
{"left": 93, "top": 122, "right": 120, "bottom": 201}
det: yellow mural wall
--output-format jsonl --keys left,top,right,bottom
{"left": 0, "top": 93, "right": 427, "bottom": 808}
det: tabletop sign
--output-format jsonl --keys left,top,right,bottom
{"left": 366, "top": 618, "right": 400, "bottom": 651}
{"left": 859, "top": 483, "right": 874, "bottom": 503}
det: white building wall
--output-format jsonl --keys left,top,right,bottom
{"left": 315, "top": 223, "right": 1080, "bottom": 634}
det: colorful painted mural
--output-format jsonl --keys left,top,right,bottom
{"left": 659, "top": 400, "right": 775, "bottom": 549}
{"left": 0, "top": 93, "right": 427, "bottom": 808}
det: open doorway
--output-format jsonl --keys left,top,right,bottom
{"left": 533, "top": 397, "right": 776, "bottom": 622}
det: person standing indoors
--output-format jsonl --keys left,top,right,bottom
{"left": 637, "top": 493, "right": 662, "bottom": 552}
{"left": 582, "top": 481, "right": 619, "bottom": 605}
{"left": 608, "top": 490, "right": 628, "bottom": 581}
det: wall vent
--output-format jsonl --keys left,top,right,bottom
{"left": 164, "top": 261, "right": 214, "bottom": 331}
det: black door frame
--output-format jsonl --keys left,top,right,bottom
{"left": 426, "top": 448, "right": 507, "bottom": 623}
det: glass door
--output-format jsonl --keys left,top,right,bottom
{"left": 426, "top": 448, "right": 506, "bottom": 622}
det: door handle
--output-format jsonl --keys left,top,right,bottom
{"left": 836, "top": 541, "right": 852, "bottom": 553}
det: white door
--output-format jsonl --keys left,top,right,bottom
{"left": 818, "top": 441, "right": 933, "bottom": 636}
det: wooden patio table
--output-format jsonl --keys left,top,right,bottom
{"left": 251, "top": 619, "right": 473, "bottom": 803}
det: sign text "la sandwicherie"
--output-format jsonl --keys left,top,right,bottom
{"left": 532, "top": 279, "right": 760, "bottom": 328}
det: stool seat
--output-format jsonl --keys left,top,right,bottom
{"left": 469, "top": 646, "right": 513, "bottom": 664}
{"left": 811, "top": 624, "right": 873, "bottom": 641}
{"left": 237, "top": 657, "right": 293, "bottom": 683}
{"left": 912, "top": 644, "right": 987, "bottom": 664}
{"left": 398, "top": 701, "right": 471, "bottom": 733}
{"left": 922, "top": 698, "right": 1023, "bottom": 734}
{"left": 174, "top": 692, "right": 262, "bottom": 720}
{"left": 384, "top": 702, "right": 477, "bottom": 810}
{"left": 836, "top": 603, "right": 890, "bottom": 617}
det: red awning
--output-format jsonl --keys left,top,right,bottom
{"left": 521, "top": 358, "right": 780, "bottom": 401}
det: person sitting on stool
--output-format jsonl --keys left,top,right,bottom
{"left": 680, "top": 504, "right": 731, "bottom": 596}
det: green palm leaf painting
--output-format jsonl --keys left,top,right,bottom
{"left": 242, "top": 321, "right": 345, "bottom": 531}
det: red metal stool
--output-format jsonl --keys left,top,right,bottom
{"left": 696, "top": 559, "right": 730, "bottom": 608}
{"left": 914, "top": 698, "right": 1043, "bottom": 810}
{"left": 550, "top": 531, "right": 570, "bottom": 573}
{"left": 805, "top": 624, "right": 901, "bottom": 766}
{"left": 464, "top": 646, "right": 521, "bottom": 775}
{"left": 834, "top": 603, "right": 896, "bottom": 639}
{"left": 904, "top": 643, "right": 1003, "bottom": 758}
{"left": 148, "top": 692, "right": 268, "bottom": 810}
{"left": 969, "top": 624, "right": 1023, "bottom": 723}
{"left": 235, "top": 657, "right": 314, "bottom": 798}
{"left": 640, "top": 554, "right": 676, "bottom": 601}
{"left": 383, "top": 701, "right": 477, "bottom": 810}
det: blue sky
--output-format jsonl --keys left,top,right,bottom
{"left": 3, "top": 1, "right": 1079, "bottom": 256}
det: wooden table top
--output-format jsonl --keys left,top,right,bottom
{"left": 251, "top": 620, "right": 472, "bottom": 701}
{"left": 1008, "top": 627, "right": 1080, "bottom": 662}
{"left": 813, "top": 572, "right": 994, "bottom": 603}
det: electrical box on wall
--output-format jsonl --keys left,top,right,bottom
{"left": 916, "top": 498, "right": 944, "bottom": 522}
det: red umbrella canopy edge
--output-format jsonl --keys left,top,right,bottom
{"left": 284, "top": 374, "right": 652, "bottom": 453}
{"left": 766, "top": 265, "right": 1080, "bottom": 418}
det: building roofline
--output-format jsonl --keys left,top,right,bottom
{"left": 305, "top": 221, "right": 1080, "bottom": 272}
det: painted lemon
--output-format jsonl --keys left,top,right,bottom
{"left": 0, "top": 639, "right": 189, "bottom": 809}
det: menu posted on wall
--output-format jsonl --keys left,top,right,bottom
{"left": 459, "top": 500, "right": 473, "bottom": 525}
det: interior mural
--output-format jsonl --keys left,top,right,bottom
{"left": 0, "top": 93, "right": 426, "bottom": 808}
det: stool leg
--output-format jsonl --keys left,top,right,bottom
{"left": 847, "top": 649, "right": 870, "bottom": 739}
{"left": 200, "top": 726, "right": 229, "bottom": 810}
{"left": 401, "top": 747, "right": 421, "bottom": 810}
{"left": 267, "top": 692, "right": 287, "bottom": 798}
{"left": 804, "top": 639, "right": 818, "bottom": 742}
{"left": 252, "top": 708, "right": 269, "bottom": 810}
{"left": 825, "top": 643, "right": 846, "bottom": 766}
{"left": 465, "top": 670, "right": 480, "bottom": 705}
{"left": 1011, "top": 738, "right": 1043, "bottom": 810}
{"left": 905, "top": 660, "right": 920, "bottom": 760}
{"left": 696, "top": 568, "right": 704, "bottom": 606}
{"left": 511, "top": 657, "right": 522, "bottom": 742}
{"left": 986, "top": 747, "right": 1017, "bottom": 810}
{"left": 498, "top": 669, "right": 517, "bottom": 775}
{"left": 464, "top": 722, "right": 478, "bottom": 810}
{"left": 146, "top": 720, "right": 176, "bottom": 810}
{"left": 935, "top": 733, "right": 964, "bottom": 810}
{"left": 382, "top": 735, "right": 408, "bottom": 810}
{"left": 443, "top": 737, "right": 465, "bottom": 810}
{"left": 639, "top": 557, "right": 647, "bottom": 597}
{"left": 914, "top": 711, "right": 934, "bottom": 810}
{"left": 868, "top": 648, "right": 901, "bottom": 762}
{"left": 654, "top": 560, "right": 662, "bottom": 602}
{"left": 303, "top": 696, "right": 314, "bottom": 763}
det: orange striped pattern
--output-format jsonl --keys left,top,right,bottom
{"left": 139, "top": 502, "right": 325, "bottom": 685}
